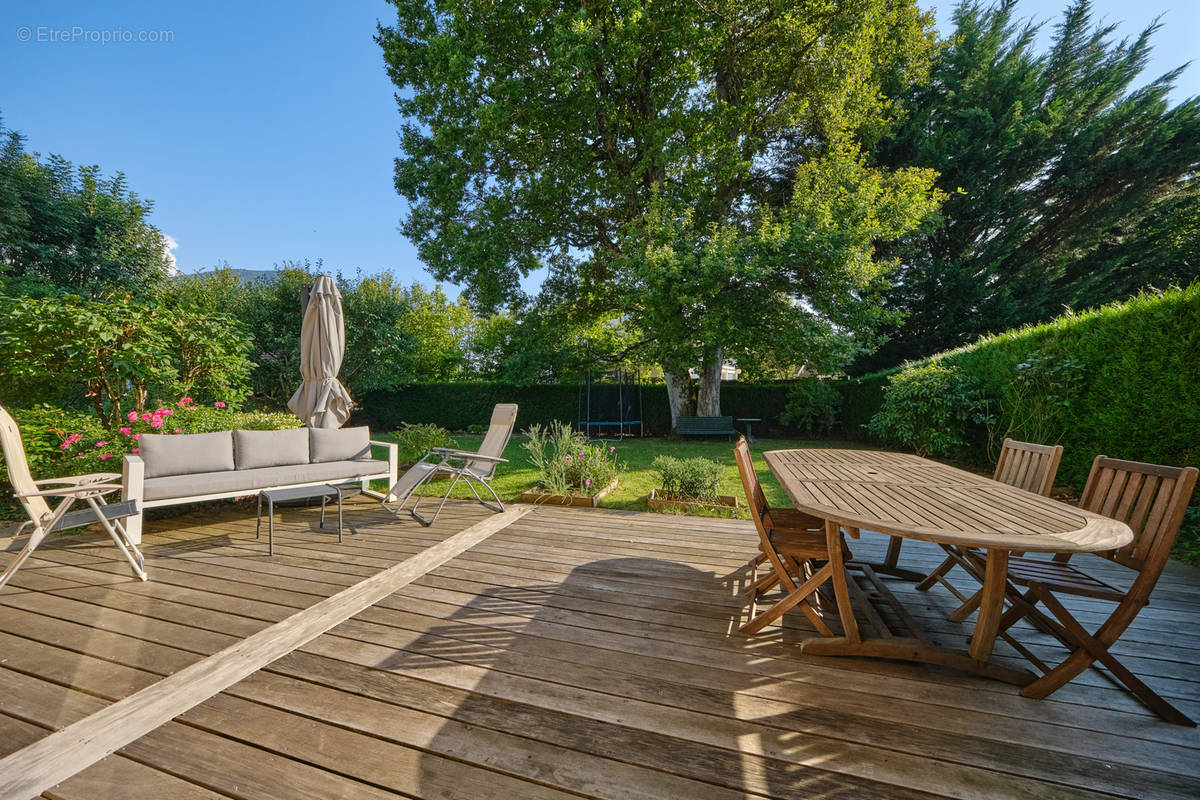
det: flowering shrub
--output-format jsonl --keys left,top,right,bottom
{"left": 522, "top": 421, "right": 618, "bottom": 497}
{"left": 0, "top": 293, "right": 253, "bottom": 427}
{"left": 1, "top": 401, "right": 300, "bottom": 514}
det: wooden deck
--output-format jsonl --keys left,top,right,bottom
{"left": 0, "top": 497, "right": 1197, "bottom": 799}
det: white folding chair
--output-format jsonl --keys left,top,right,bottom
{"left": 0, "top": 404, "right": 147, "bottom": 590}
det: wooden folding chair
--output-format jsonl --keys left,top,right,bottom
{"left": 996, "top": 456, "right": 1198, "bottom": 725}
{"left": 916, "top": 438, "right": 1063, "bottom": 619}
{"left": 0, "top": 404, "right": 147, "bottom": 590}
{"left": 734, "top": 437, "right": 849, "bottom": 636}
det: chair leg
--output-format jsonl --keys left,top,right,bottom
{"left": 915, "top": 554, "right": 957, "bottom": 591}
{"left": 88, "top": 497, "right": 147, "bottom": 581}
{"left": 0, "top": 528, "right": 48, "bottom": 591}
{"left": 741, "top": 562, "right": 834, "bottom": 635}
{"left": 948, "top": 589, "right": 982, "bottom": 622}
{"left": 1020, "top": 588, "right": 1195, "bottom": 726}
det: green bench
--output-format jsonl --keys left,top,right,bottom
{"left": 676, "top": 415, "right": 739, "bottom": 438}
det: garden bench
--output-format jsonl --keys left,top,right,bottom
{"left": 676, "top": 415, "right": 738, "bottom": 438}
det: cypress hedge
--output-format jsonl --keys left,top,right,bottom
{"left": 862, "top": 284, "right": 1200, "bottom": 494}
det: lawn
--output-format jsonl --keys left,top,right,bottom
{"left": 371, "top": 433, "right": 874, "bottom": 517}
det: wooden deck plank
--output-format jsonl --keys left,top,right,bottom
{"left": 0, "top": 500, "right": 1196, "bottom": 800}
{"left": 0, "top": 508, "right": 528, "bottom": 800}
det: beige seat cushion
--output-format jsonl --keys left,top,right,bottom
{"left": 143, "top": 459, "right": 389, "bottom": 502}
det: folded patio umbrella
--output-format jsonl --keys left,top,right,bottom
{"left": 288, "top": 274, "right": 352, "bottom": 428}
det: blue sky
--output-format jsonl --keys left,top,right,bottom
{"left": 2, "top": 0, "right": 1196, "bottom": 289}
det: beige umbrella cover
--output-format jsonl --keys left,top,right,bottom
{"left": 288, "top": 274, "right": 353, "bottom": 428}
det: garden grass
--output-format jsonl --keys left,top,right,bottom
{"left": 371, "top": 433, "right": 870, "bottom": 518}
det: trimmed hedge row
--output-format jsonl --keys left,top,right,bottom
{"left": 356, "top": 380, "right": 877, "bottom": 438}
{"left": 860, "top": 284, "right": 1200, "bottom": 494}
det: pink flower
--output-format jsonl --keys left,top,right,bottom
{"left": 95, "top": 441, "right": 107, "bottom": 447}
{"left": 177, "top": 397, "right": 193, "bottom": 407}
{"left": 585, "top": 478, "right": 592, "bottom": 487}
{"left": 141, "top": 413, "right": 152, "bottom": 422}
{"left": 563, "top": 455, "right": 571, "bottom": 462}
{"left": 214, "top": 401, "right": 226, "bottom": 408}
{"left": 59, "top": 441, "right": 70, "bottom": 450}
{"left": 119, "top": 427, "right": 132, "bottom": 436}
{"left": 132, "top": 433, "right": 141, "bottom": 440}
{"left": 163, "top": 409, "right": 174, "bottom": 416}
{"left": 173, "top": 428, "right": 182, "bottom": 434}
{"left": 610, "top": 446, "right": 616, "bottom": 452}
{"left": 150, "top": 419, "right": 163, "bottom": 428}
{"left": 99, "top": 453, "right": 113, "bottom": 460}
{"left": 127, "top": 411, "right": 138, "bottom": 423}
{"left": 131, "top": 448, "right": 139, "bottom": 454}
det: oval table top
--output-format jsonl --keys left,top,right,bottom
{"left": 763, "top": 448, "right": 1133, "bottom": 553}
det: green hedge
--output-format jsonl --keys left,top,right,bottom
{"left": 856, "top": 284, "right": 1200, "bottom": 494}
{"left": 357, "top": 380, "right": 880, "bottom": 437}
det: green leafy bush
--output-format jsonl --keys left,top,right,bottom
{"left": 780, "top": 379, "right": 840, "bottom": 434}
{"left": 395, "top": 422, "right": 456, "bottom": 465}
{"left": 866, "top": 361, "right": 993, "bottom": 457}
{"left": 522, "top": 422, "right": 619, "bottom": 497}
{"left": 652, "top": 456, "right": 723, "bottom": 501}
{"left": 0, "top": 293, "right": 253, "bottom": 426}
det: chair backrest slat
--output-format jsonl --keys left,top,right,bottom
{"left": 994, "top": 438, "right": 1062, "bottom": 497}
{"left": 0, "top": 404, "right": 52, "bottom": 522}
{"left": 1078, "top": 455, "right": 1197, "bottom": 574}
{"left": 733, "top": 438, "right": 774, "bottom": 549}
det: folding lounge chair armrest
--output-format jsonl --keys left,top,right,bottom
{"left": 431, "top": 448, "right": 508, "bottom": 464}
{"left": 34, "top": 472, "right": 121, "bottom": 486}
{"left": 16, "top": 483, "right": 124, "bottom": 498}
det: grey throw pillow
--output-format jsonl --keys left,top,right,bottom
{"left": 234, "top": 428, "right": 309, "bottom": 470}
{"left": 309, "top": 426, "right": 371, "bottom": 463}
{"left": 139, "top": 431, "right": 235, "bottom": 478}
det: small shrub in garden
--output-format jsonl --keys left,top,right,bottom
{"left": 653, "top": 455, "right": 723, "bottom": 501}
{"left": 866, "top": 361, "right": 993, "bottom": 457}
{"left": 396, "top": 422, "right": 456, "bottom": 465}
{"left": 780, "top": 379, "right": 840, "bottom": 435}
{"left": 522, "top": 421, "right": 618, "bottom": 497}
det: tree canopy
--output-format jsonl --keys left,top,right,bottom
{"left": 865, "top": 0, "right": 1200, "bottom": 368}
{"left": 0, "top": 121, "right": 173, "bottom": 297}
{"left": 378, "top": 0, "right": 944, "bottom": 422}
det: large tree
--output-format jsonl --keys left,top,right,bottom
{"left": 864, "top": 0, "right": 1200, "bottom": 368}
{"left": 0, "top": 122, "right": 173, "bottom": 297}
{"left": 378, "top": 0, "right": 942, "bottom": 425}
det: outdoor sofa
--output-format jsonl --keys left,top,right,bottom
{"left": 120, "top": 426, "right": 397, "bottom": 544}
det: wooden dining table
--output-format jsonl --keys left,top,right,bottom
{"left": 763, "top": 448, "right": 1133, "bottom": 683}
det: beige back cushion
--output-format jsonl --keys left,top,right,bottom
{"left": 234, "top": 428, "right": 309, "bottom": 470}
{"left": 140, "top": 431, "right": 235, "bottom": 478}
{"left": 309, "top": 426, "right": 371, "bottom": 463}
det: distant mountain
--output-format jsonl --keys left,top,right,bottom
{"left": 179, "top": 268, "right": 281, "bottom": 284}
{"left": 225, "top": 268, "right": 281, "bottom": 284}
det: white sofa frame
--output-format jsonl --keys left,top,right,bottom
{"left": 120, "top": 439, "right": 398, "bottom": 544}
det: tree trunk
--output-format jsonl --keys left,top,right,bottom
{"left": 664, "top": 369, "right": 695, "bottom": 430}
{"left": 696, "top": 347, "right": 723, "bottom": 417}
